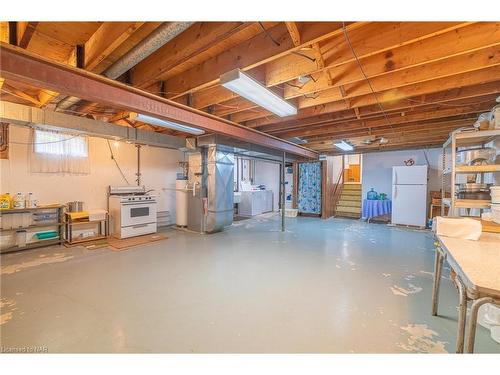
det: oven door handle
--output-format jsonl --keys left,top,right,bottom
{"left": 121, "top": 201, "right": 157, "bottom": 206}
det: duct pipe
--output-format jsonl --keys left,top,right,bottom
{"left": 103, "top": 22, "right": 193, "bottom": 79}
{"left": 57, "top": 22, "right": 193, "bottom": 111}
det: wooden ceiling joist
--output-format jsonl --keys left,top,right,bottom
{"left": 265, "top": 21, "right": 471, "bottom": 87}
{"left": 0, "top": 42, "right": 317, "bottom": 159}
{"left": 16, "top": 21, "right": 39, "bottom": 49}
{"left": 156, "top": 22, "right": 350, "bottom": 98}
{"left": 84, "top": 22, "right": 145, "bottom": 72}
{"left": 132, "top": 22, "right": 256, "bottom": 89}
{"left": 275, "top": 103, "right": 492, "bottom": 140}
{"left": 284, "top": 23, "right": 500, "bottom": 100}
{"left": 246, "top": 80, "right": 500, "bottom": 130}
{"left": 235, "top": 65, "right": 500, "bottom": 124}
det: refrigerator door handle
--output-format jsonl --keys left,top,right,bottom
{"left": 394, "top": 185, "right": 397, "bottom": 199}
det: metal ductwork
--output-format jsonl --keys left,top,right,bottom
{"left": 187, "top": 144, "right": 234, "bottom": 234}
{"left": 57, "top": 22, "right": 193, "bottom": 111}
{"left": 103, "top": 22, "right": 193, "bottom": 79}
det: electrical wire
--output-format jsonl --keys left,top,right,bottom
{"left": 258, "top": 22, "right": 281, "bottom": 46}
{"left": 403, "top": 96, "right": 495, "bottom": 108}
{"left": 8, "top": 127, "right": 84, "bottom": 146}
{"left": 106, "top": 139, "right": 130, "bottom": 185}
{"left": 341, "top": 22, "right": 395, "bottom": 134}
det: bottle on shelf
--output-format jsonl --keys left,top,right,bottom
{"left": 0, "top": 193, "right": 13, "bottom": 209}
{"left": 13, "top": 192, "right": 25, "bottom": 209}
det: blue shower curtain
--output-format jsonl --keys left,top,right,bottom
{"left": 298, "top": 162, "right": 322, "bottom": 214}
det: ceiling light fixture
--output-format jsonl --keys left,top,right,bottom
{"left": 132, "top": 113, "right": 205, "bottom": 135}
{"left": 334, "top": 140, "right": 354, "bottom": 152}
{"left": 288, "top": 136, "right": 308, "bottom": 145}
{"left": 220, "top": 69, "right": 297, "bottom": 117}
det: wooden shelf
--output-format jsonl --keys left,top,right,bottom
{"left": 454, "top": 129, "right": 500, "bottom": 146}
{"left": 455, "top": 164, "right": 500, "bottom": 173}
{"left": 454, "top": 199, "right": 491, "bottom": 209}
{"left": 0, "top": 222, "right": 64, "bottom": 232}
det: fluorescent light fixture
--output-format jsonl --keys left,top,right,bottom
{"left": 334, "top": 140, "right": 354, "bottom": 152}
{"left": 288, "top": 136, "right": 308, "bottom": 145}
{"left": 220, "top": 69, "right": 297, "bottom": 117}
{"left": 134, "top": 114, "right": 205, "bottom": 135}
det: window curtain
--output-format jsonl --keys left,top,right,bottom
{"left": 29, "top": 129, "right": 90, "bottom": 174}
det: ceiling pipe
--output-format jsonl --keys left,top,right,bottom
{"left": 103, "top": 22, "right": 193, "bottom": 79}
{"left": 57, "top": 22, "right": 193, "bottom": 111}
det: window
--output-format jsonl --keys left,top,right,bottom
{"left": 34, "top": 129, "right": 88, "bottom": 157}
{"left": 30, "top": 129, "right": 90, "bottom": 174}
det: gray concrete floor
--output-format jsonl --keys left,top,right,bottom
{"left": 1, "top": 214, "right": 499, "bottom": 353}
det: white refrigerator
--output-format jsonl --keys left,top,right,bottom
{"left": 391, "top": 165, "right": 428, "bottom": 227}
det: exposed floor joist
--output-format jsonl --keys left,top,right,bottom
{"left": 0, "top": 42, "right": 317, "bottom": 159}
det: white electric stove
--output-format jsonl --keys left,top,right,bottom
{"left": 108, "top": 186, "right": 157, "bottom": 239}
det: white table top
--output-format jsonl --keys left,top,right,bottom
{"left": 437, "top": 233, "right": 500, "bottom": 298}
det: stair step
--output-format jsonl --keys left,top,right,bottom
{"left": 343, "top": 184, "right": 362, "bottom": 190}
{"left": 335, "top": 205, "right": 361, "bottom": 214}
{"left": 341, "top": 190, "right": 362, "bottom": 197}
{"left": 337, "top": 200, "right": 361, "bottom": 208}
{"left": 339, "top": 194, "right": 361, "bottom": 200}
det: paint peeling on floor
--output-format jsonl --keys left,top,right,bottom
{"left": 0, "top": 298, "right": 17, "bottom": 326}
{"left": 0, "top": 311, "right": 13, "bottom": 325}
{"left": 397, "top": 324, "right": 448, "bottom": 353}
{"left": 390, "top": 284, "right": 423, "bottom": 297}
{"left": 382, "top": 273, "right": 391, "bottom": 277}
{"left": 419, "top": 270, "right": 434, "bottom": 277}
{"left": 1, "top": 253, "right": 74, "bottom": 275}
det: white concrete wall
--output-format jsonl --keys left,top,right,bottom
{"left": 361, "top": 148, "right": 442, "bottom": 202}
{"left": 254, "top": 160, "right": 280, "bottom": 211}
{"left": 1, "top": 126, "right": 182, "bottom": 216}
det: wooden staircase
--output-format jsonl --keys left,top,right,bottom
{"left": 335, "top": 183, "right": 362, "bottom": 219}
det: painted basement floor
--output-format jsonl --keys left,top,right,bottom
{"left": 1, "top": 215, "right": 499, "bottom": 353}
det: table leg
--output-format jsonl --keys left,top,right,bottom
{"left": 465, "top": 297, "right": 494, "bottom": 353}
{"left": 453, "top": 275, "right": 467, "bottom": 353}
{"left": 431, "top": 247, "right": 444, "bottom": 316}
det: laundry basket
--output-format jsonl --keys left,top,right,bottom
{"left": 280, "top": 208, "right": 298, "bottom": 217}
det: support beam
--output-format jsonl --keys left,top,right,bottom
{"left": 0, "top": 43, "right": 317, "bottom": 159}
{"left": 285, "top": 22, "right": 301, "bottom": 46}
{"left": 0, "top": 101, "right": 185, "bottom": 149}
{"left": 17, "top": 21, "right": 38, "bottom": 49}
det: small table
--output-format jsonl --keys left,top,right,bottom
{"left": 432, "top": 233, "right": 500, "bottom": 353}
{"left": 362, "top": 199, "right": 392, "bottom": 221}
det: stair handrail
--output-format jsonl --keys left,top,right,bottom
{"left": 332, "top": 156, "right": 345, "bottom": 215}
